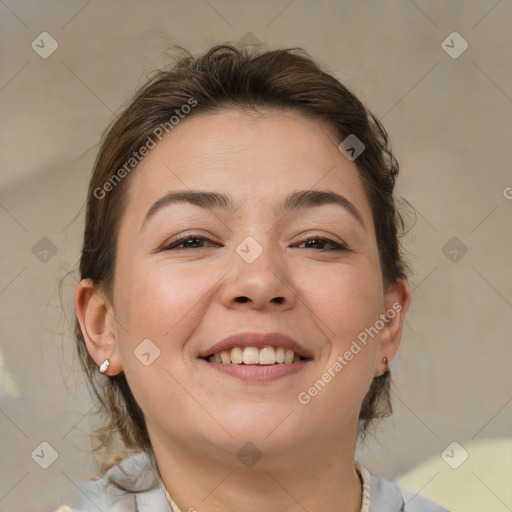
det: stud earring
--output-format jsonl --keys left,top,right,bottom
{"left": 99, "top": 359, "right": 110, "bottom": 374}
{"left": 382, "top": 356, "right": 390, "bottom": 375}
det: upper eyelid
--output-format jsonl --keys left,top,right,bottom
{"left": 161, "top": 233, "right": 218, "bottom": 247}
{"left": 161, "top": 233, "right": 350, "bottom": 250}
{"left": 163, "top": 232, "right": 344, "bottom": 243}
{"left": 294, "top": 237, "right": 350, "bottom": 251}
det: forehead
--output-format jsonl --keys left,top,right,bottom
{"left": 123, "top": 108, "right": 374, "bottom": 226}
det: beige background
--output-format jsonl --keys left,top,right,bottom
{"left": 0, "top": 1, "right": 511, "bottom": 511}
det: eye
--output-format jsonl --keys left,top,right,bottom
{"left": 160, "top": 234, "right": 348, "bottom": 252}
{"left": 295, "top": 237, "right": 350, "bottom": 251}
{"left": 161, "top": 235, "right": 219, "bottom": 251}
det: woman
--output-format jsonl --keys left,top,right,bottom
{"left": 58, "top": 44, "right": 448, "bottom": 511}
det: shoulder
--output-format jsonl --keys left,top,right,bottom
{"left": 58, "top": 454, "right": 449, "bottom": 512}
{"left": 357, "top": 461, "right": 449, "bottom": 512}
{"left": 55, "top": 452, "right": 171, "bottom": 512}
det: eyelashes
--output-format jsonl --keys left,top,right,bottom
{"left": 295, "top": 237, "right": 349, "bottom": 251}
{"left": 162, "top": 235, "right": 219, "bottom": 251}
{"left": 161, "top": 234, "right": 350, "bottom": 252}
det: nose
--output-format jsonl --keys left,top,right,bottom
{"left": 220, "top": 239, "right": 297, "bottom": 311}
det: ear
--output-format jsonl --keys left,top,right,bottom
{"left": 375, "top": 277, "right": 411, "bottom": 376}
{"left": 74, "top": 278, "right": 123, "bottom": 376}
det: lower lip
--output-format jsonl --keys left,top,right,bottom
{"left": 200, "top": 359, "right": 310, "bottom": 382}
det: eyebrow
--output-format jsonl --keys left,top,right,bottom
{"left": 140, "top": 189, "right": 366, "bottom": 231}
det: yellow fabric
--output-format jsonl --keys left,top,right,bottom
{"left": 398, "top": 437, "right": 512, "bottom": 512}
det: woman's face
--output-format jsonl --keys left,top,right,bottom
{"left": 106, "top": 109, "right": 407, "bottom": 463}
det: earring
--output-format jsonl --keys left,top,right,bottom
{"left": 382, "top": 356, "right": 390, "bottom": 376}
{"left": 99, "top": 359, "right": 110, "bottom": 374}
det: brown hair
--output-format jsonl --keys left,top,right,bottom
{"left": 76, "top": 43, "right": 408, "bottom": 476}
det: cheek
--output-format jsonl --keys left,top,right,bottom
{"left": 297, "top": 257, "right": 383, "bottom": 399}
{"left": 111, "top": 263, "right": 217, "bottom": 427}
{"left": 299, "top": 256, "right": 384, "bottom": 344}
{"left": 117, "top": 262, "right": 213, "bottom": 343}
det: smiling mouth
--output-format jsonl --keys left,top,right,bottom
{"left": 202, "top": 346, "right": 309, "bottom": 365}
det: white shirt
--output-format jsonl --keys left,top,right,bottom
{"left": 56, "top": 451, "right": 449, "bottom": 511}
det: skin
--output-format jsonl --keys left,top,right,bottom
{"left": 75, "top": 109, "right": 411, "bottom": 512}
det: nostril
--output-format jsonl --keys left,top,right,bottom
{"left": 234, "top": 296, "right": 285, "bottom": 304}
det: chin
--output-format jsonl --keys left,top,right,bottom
{"left": 203, "top": 406, "right": 307, "bottom": 456}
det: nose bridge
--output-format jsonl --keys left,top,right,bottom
{"left": 221, "top": 232, "right": 294, "bottom": 309}
{"left": 230, "top": 200, "right": 278, "bottom": 268}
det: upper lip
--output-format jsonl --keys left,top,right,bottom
{"left": 198, "top": 331, "right": 313, "bottom": 359}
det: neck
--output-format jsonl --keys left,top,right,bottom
{"left": 150, "top": 428, "right": 362, "bottom": 512}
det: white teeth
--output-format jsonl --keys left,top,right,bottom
{"left": 231, "top": 346, "right": 243, "bottom": 364}
{"left": 206, "top": 346, "right": 304, "bottom": 365}
{"left": 242, "top": 346, "right": 260, "bottom": 365}
{"left": 220, "top": 350, "right": 231, "bottom": 364}
{"left": 284, "top": 348, "right": 294, "bottom": 364}
{"left": 259, "top": 346, "right": 276, "bottom": 365}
